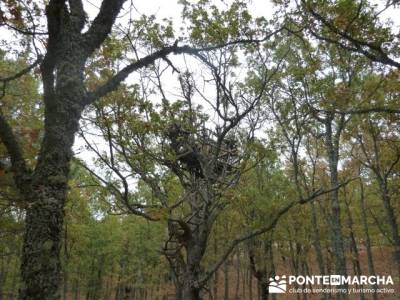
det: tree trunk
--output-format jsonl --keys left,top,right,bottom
{"left": 18, "top": 26, "right": 86, "bottom": 298}
{"left": 249, "top": 266, "right": 253, "bottom": 300}
{"left": 182, "top": 283, "right": 201, "bottom": 300}
{"left": 10, "top": 254, "right": 20, "bottom": 300}
{"left": 63, "top": 223, "right": 69, "bottom": 300}
{"left": 358, "top": 178, "right": 378, "bottom": 300}
{"left": 242, "top": 267, "right": 247, "bottom": 300}
{"left": 258, "top": 279, "right": 268, "bottom": 300}
{"left": 18, "top": 98, "right": 83, "bottom": 300}
{"left": 235, "top": 251, "right": 241, "bottom": 300}
{"left": 213, "top": 238, "right": 219, "bottom": 300}
{"left": 19, "top": 189, "right": 66, "bottom": 300}
{"left": 376, "top": 176, "right": 400, "bottom": 275}
{"left": 311, "top": 202, "right": 325, "bottom": 275}
{"left": 0, "top": 254, "right": 11, "bottom": 300}
{"left": 324, "top": 116, "right": 347, "bottom": 300}
{"left": 289, "top": 240, "right": 301, "bottom": 300}
{"left": 224, "top": 260, "right": 229, "bottom": 300}
{"left": 73, "top": 277, "right": 80, "bottom": 300}
{"left": 343, "top": 190, "right": 364, "bottom": 300}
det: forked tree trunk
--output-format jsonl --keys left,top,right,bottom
{"left": 19, "top": 23, "right": 86, "bottom": 298}
{"left": 19, "top": 89, "right": 84, "bottom": 299}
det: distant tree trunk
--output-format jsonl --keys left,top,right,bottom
{"left": 115, "top": 275, "right": 121, "bottom": 300}
{"left": 93, "top": 256, "right": 105, "bottom": 300}
{"left": 269, "top": 244, "right": 276, "bottom": 300}
{"left": 375, "top": 175, "right": 400, "bottom": 275}
{"left": 324, "top": 245, "right": 333, "bottom": 279}
{"left": 73, "top": 277, "right": 80, "bottom": 300}
{"left": 0, "top": 254, "right": 12, "bottom": 300}
{"left": 261, "top": 280, "right": 268, "bottom": 300}
{"left": 224, "top": 260, "right": 229, "bottom": 300}
{"left": 301, "top": 261, "right": 308, "bottom": 300}
{"left": 242, "top": 267, "right": 247, "bottom": 300}
{"left": 323, "top": 114, "right": 347, "bottom": 300}
{"left": 9, "top": 253, "right": 19, "bottom": 299}
{"left": 343, "top": 188, "right": 364, "bottom": 300}
{"left": 358, "top": 178, "right": 378, "bottom": 300}
{"left": 288, "top": 240, "right": 301, "bottom": 300}
{"left": 249, "top": 266, "right": 253, "bottom": 300}
{"left": 213, "top": 238, "right": 219, "bottom": 300}
{"left": 63, "top": 269, "right": 68, "bottom": 300}
{"left": 63, "top": 223, "right": 69, "bottom": 300}
{"left": 302, "top": 260, "right": 311, "bottom": 299}
{"left": 235, "top": 251, "right": 241, "bottom": 300}
{"left": 310, "top": 202, "right": 328, "bottom": 300}
{"left": 104, "top": 265, "right": 114, "bottom": 300}
{"left": 249, "top": 240, "right": 275, "bottom": 300}
{"left": 86, "top": 257, "right": 96, "bottom": 300}
{"left": 310, "top": 202, "right": 325, "bottom": 275}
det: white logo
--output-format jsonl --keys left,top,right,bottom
{"left": 268, "top": 275, "right": 287, "bottom": 293}
{"left": 266, "top": 275, "right": 393, "bottom": 294}
{"left": 329, "top": 275, "right": 342, "bottom": 285}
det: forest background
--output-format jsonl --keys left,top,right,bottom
{"left": 0, "top": 0, "right": 400, "bottom": 299}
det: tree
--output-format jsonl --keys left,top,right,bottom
{"left": 81, "top": 44, "right": 275, "bottom": 297}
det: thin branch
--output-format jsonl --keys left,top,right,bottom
{"left": 0, "top": 56, "right": 43, "bottom": 83}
